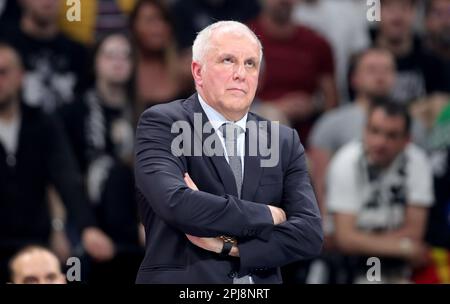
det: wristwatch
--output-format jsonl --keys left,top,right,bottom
{"left": 219, "top": 235, "right": 236, "bottom": 257}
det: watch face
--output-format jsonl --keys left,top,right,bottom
{"left": 220, "top": 240, "right": 233, "bottom": 256}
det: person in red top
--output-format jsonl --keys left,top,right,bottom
{"left": 248, "top": 0, "right": 338, "bottom": 142}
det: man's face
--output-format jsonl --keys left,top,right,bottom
{"left": 0, "top": 49, "right": 23, "bottom": 108}
{"left": 352, "top": 51, "right": 396, "bottom": 100}
{"left": 426, "top": 0, "right": 450, "bottom": 48}
{"left": 11, "top": 251, "right": 66, "bottom": 284}
{"left": 192, "top": 31, "right": 261, "bottom": 120}
{"left": 96, "top": 35, "right": 133, "bottom": 86}
{"left": 264, "top": 0, "right": 295, "bottom": 25}
{"left": 380, "top": 0, "right": 416, "bottom": 41}
{"left": 364, "top": 108, "right": 409, "bottom": 168}
{"left": 21, "top": 0, "right": 61, "bottom": 24}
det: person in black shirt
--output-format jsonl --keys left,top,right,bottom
{"left": 0, "top": 43, "right": 114, "bottom": 283}
{"left": 0, "top": 0, "right": 88, "bottom": 113}
{"left": 369, "top": 0, "right": 428, "bottom": 104}
{"left": 60, "top": 33, "right": 143, "bottom": 284}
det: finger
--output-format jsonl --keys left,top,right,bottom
{"left": 184, "top": 173, "right": 192, "bottom": 185}
{"left": 184, "top": 174, "right": 193, "bottom": 187}
{"left": 185, "top": 234, "right": 196, "bottom": 242}
{"left": 184, "top": 173, "right": 198, "bottom": 190}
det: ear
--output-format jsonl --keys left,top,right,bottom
{"left": 191, "top": 61, "right": 203, "bottom": 87}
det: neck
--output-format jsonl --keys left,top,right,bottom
{"left": 96, "top": 80, "right": 127, "bottom": 108}
{"left": 21, "top": 14, "right": 58, "bottom": 39}
{"left": 355, "top": 95, "right": 371, "bottom": 110}
{"left": 261, "top": 13, "right": 295, "bottom": 38}
{"left": 377, "top": 33, "right": 412, "bottom": 56}
{"left": 138, "top": 48, "right": 166, "bottom": 62}
{"left": 222, "top": 111, "right": 246, "bottom": 122}
{"left": 0, "top": 99, "right": 19, "bottom": 123}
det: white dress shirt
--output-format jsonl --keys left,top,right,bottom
{"left": 198, "top": 94, "right": 247, "bottom": 176}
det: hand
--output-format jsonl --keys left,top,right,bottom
{"left": 186, "top": 234, "right": 223, "bottom": 254}
{"left": 138, "top": 223, "right": 146, "bottom": 247}
{"left": 184, "top": 173, "right": 199, "bottom": 191}
{"left": 402, "top": 240, "right": 430, "bottom": 268}
{"left": 82, "top": 227, "right": 115, "bottom": 262}
{"left": 268, "top": 205, "right": 286, "bottom": 225}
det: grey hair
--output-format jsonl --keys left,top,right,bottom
{"left": 192, "top": 20, "right": 263, "bottom": 65}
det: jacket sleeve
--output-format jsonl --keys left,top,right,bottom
{"left": 238, "top": 129, "right": 323, "bottom": 271}
{"left": 135, "top": 107, "right": 274, "bottom": 239}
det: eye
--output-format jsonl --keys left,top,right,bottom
{"left": 245, "top": 60, "right": 256, "bottom": 68}
{"left": 222, "top": 57, "right": 233, "bottom": 64}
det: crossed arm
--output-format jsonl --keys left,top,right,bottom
{"left": 334, "top": 206, "right": 430, "bottom": 267}
{"left": 183, "top": 131, "right": 324, "bottom": 270}
{"left": 135, "top": 108, "right": 323, "bottom": 269}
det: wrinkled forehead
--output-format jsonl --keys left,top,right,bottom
{"left": 212, "top": 26, "right": 259, "bottom": 44}
{"left": 208, "top": 30, "right": 261, "bottom": 58}
{"left": 13, "top": 252, "right": 61, "bottom": 276}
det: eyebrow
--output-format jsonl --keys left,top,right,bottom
{"left": 218, "top": 53, "right": 235, "bottom": 59}
{"left": 23, "top": 276, "right": 38, "bottom": 283}
{"left": 218, "top": 53, "right": 258, "bottom": 62}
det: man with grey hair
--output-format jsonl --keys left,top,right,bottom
{"left": 135, "top": 20, "right": 323, "bottom": 284}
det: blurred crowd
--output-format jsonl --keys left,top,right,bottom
{"left": 0, "top": 0, "right": 449, "bottom": 284}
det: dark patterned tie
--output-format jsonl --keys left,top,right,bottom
{"left": 220, "top": 123, "right": 253, "bottom": 284}
{"left": 220, "top": 123, "right": 243, "bottom": 197}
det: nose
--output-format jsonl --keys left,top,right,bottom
{"left": 232, "top": 63, "right": 246, "bottom": 81}
{"left": 373, "top": 132, "right": 390, "bottom": 150}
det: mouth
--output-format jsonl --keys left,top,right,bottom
{"left": 227, "top": 88, "right": 247, "bottom": 94}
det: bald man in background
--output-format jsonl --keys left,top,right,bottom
{"left": 9, "top": 246, "right": 66, "bottom": 284}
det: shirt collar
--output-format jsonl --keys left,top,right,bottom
{"left": 197, "top": 93, "right": 247, "bottom": 133}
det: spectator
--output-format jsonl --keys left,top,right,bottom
{"left": 304, "top": 48, "right": 396, "bottom": 284}
{"left": 130, "top": 0, "right": 193, "bottom": 116}
{"left": 60, "top": 33, "right": 143, "bottom": 284}
{"left": 422, "top": 0, "right": 450, "bottom": 94}
{"left": 8, "top": 245, "right": 66, "bottom": 284}
{"left": 327, "top": 101, "right": 434, "bottom": 283}
{"left": 369, "top": 0, "right": 428, "bottom": 104}
{"left": 169, "top": 0, "right": 261, "bottom": 51}
{"left": 0, "top": 43, "right": 113, "bottom": 283}
{"left": 248, "top": 0, "right": 338, "bottom": 142}
{"left": 293, "top": 0, "right": 370, "bottom": 103}
{"left": 0, "top": 0, "right": 88, "bottom": 113}
{"left": 309, "top": 48, "right": 427, "bottom": 214}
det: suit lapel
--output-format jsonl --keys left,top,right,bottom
{"left": 185, "top": 94, "right": 239, "bottom": 197}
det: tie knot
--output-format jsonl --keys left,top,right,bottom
{"left": 220, "top": 123, "right": 243, "bottom": 142}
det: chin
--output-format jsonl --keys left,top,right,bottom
{"left": 226, "top": 100, "right": 250, "bottom": 112}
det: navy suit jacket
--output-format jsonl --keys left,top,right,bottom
{"left": 134, "top": 94, "right": 323, "bottom": 283}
